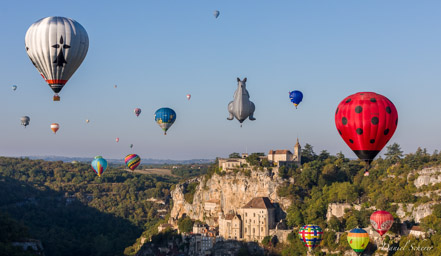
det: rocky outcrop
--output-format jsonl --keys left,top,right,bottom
{"left": 326, "top": 203, "right": 361, "bottom": 221}
{"left": 396, "top": 202, "right": 436, "bottom": 222}
{"left": 412, "top": 167, "right": 441, "bottom": 188}
{"left": 169, "top": 170, "right": 291, "bottom": 227}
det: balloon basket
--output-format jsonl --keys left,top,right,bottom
{"left": 53, "top": 95, "right": 60, "bottom": 101}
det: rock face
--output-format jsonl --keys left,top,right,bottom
{"left": 412, "top": 167, "right": 441, "bottom": 188}
{"left": 396, "top": 202, "right": 435, "bottom": 222}
{"left": 169, "top": 170, "right": 291, "bottom": 227}
{"left": 326, "top": 203, "right": 361, "bottom": 221}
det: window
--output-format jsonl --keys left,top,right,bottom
{"left": 261, "top": 227, "right": 263, "bottom": 232}
{"left": 253, "top": 213, "right": 256, "bottom": 217}
{"left": 245, "top": 228, "right": 247, "bottom": 233}
{"left": 245, "top": 213, "right": 247, "bottom": 217}
{"left": 253, "top": 228, "right": 255, "bottom": 233}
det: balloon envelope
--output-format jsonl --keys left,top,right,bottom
{"left": 116, "top": 137, "right": 119, "bottom": 143}
{"left": 25, "top": 16, "right": 89, "bottom": 101}
{"left": 12, "top": 85, "right": 17, "bottom": 91}
{"left": 155, "top": 108, "right": 176, "bottom": 135}
{"left": 86, "top": 119, "right": 89, "bottom": 123}
{"left": 21, "top": 116, "right": 30, "bottom": 127}
{"left": 130, "top": 144, "right": 133, "bottom": 148}
{"left": 91, "top": 156, "right": 108, "bottom": 177}
{"left": 289, "top": 90, "right": 303, "bottom": 108}
{"left": 335, "top": 92, "right": 398, "bottom": 165}
{"left": 298, "top": 224, "right": 323, "bottom": 250}
{"left": 370, "top": 211, "right": 394, "bottom": 236}
{"left": 51, "top": 123, "right": 59, "bottom": 134}
{"left": 347, "top": 228, "right": 369, "bottom": 253}
{"left": 187, "top": 94, "right": 191, "bottom": 100}
{"left": 214, "top": 10, "right": 220, "bottom": 18}
{"left": 134, "top": 108, "right": 141, "bottom": 117}
{"left": 125, "top": 154, "right": 141, "bottom": 171}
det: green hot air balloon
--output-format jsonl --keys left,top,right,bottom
{"left": 347, "top": 228, "right": 369, "bottom": 255}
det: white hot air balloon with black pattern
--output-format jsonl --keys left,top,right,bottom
{"left": 25, "top": 16, "right": 89, "bottom": 101}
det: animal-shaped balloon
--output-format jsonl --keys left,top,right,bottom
{"left": 125, "top": 154, "right": 141, "bottom": 171}
{"left": 155, "top": 108, "right": 176, "bottom": 135}
{"left": 370, "top": 211, "right": 394, "bottom": 237}
{"left": 21, "top": 116, "right": 30, "bottom": 127}
{"left": 335, "top": 92, "right": 398, "bottom": 168}
{"left": 134, "top": 108, "right": 141, "bottom": 117}
{"left": 25, "top": 16, "right": 89, "bottom": 101}
{"left": 298, "top": 224, "right": 323, "bottom": 252}
{"left": 289, "top": 90, "right": 303, "bottom": 108}
{"left": 51, "top": 123, "right": 59, "bottom": 134}
{"left": 91, "top": 156, "right": 108, "bottom": 177}
{"left": 214, "top": 10, "right": 220, "bottom": 18}
{"left": 347, "top": 228, "right": 369, "bottom": 254}
{"left": 227, "top": 77, "right": 256, "bottom": 126}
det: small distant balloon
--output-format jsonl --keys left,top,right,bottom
{"left": 130, "top": 144, "right": 133, "bottom": 148}
{"left": 51, "top": 123, "right": 59, "bottom": 134}
{"left": 91, "top": 156, "right": 108, "bottom": 177}
{"left": 21, "top": 116, "right": 30, "bottom": 127}
{"left": 86, "top": 119, "right": 90, "bottom": 123}
{"left": 114, "top": 85, "right": 117, "bottom": 88}
{"left": 289, "top": 90, "right": 303, "bottom": 108}
{"left": 125, "top": 154, "right": 141, "bottom": 171}
{"left": 12, "top": 85, "right": 17, "bottom": 91}
{"left": 187, "top": 94, "right": 191, "bottom": 100}
{"left": 116, "top": 137, "right": 119, "bottom": 143}
{"left": 134, "top": 108, "right": 141, "bottom": 117}
{"left": 214, "top": 10, "right": 220, "bottom": 18}
{"left": 155, "top": 107, "right": 176, "bottom": 135}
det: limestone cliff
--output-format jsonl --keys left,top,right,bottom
{"left": 411, "top": 166, "right": 441, "bottom": 188}
{"left": 169, "top": 169, "right": 291, "bottom": 227}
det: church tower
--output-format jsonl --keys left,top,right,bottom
{"left": 293, "top": 138, "right": 301, "bottom": 164}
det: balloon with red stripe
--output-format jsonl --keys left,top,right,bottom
{"left": 347, "top": 228, "right": 369, "bottom": 254}
{"left": 335, "top": 92, "right": 398, "bottom": 167}
{"left": 125, "top": 154, "right": 141, "bottom": 171}
{"left": 25, "top": 16, "right": 89, "bottom": 101}
{"left": 91, "top": 156, "right": 108, "bottom": 177}
{"left": 298, "top": 224, "right": 323, "bottom": 251}
{"left": 370, "top": 211, "right": 394, "bottom": 236}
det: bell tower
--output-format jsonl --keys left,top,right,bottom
{"left": 294, "top": 138, "right": 301, "bottom": 163}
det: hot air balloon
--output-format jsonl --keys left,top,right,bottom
{"left": 21, "top": 116, "right": 30, "bottom": 127}
{"left": 91, "top": 156, "right": 108, "bottom": 177}
{"left": 227, "top": 78, "right": 256, "bottom": 126}
{"left": 25, "top": 16, "right": 89, "bottom": 101}
{"left": 186, "top": 94, "right": 191, "bottom": 100}
{"left": 370, "top": 211, "right": 394, "bottom": 237}
{"left": 134, "top": 108, "right": 141, "bottom": 117}
{"left": 114, "top": 85, "right": 117, "bottom": 88}
{"left": 86, "top": 119, "right": 90, "bottom": 123}
{"left": 298, "top": 224, "right": 323, "bottom": 252}
{"left": 335, "top": 92, "right": 398, "bottom": 171}
{"left": 155, "top": 108, "right": 176, "bottom": 135}
{"left": 214, "top": 10, "right": 220, "bottom": 18}
{"left": 347, "top": 228, "right": 369, "bottom": 255}
{"left": 130, "top": 144, "right": 133, "bottom": 148}
{"left": 289, "top": 90, "right": 303, "bottom": 108}
{"left": 116, "top": 137, "right": 119, "bottom": 143}
{"left": 12, "top": 85, "right": 17, "bottom": 91}
{"left": 51, "top": 123, "right": 59, "bottom": 134}
{"left": 125, "top": 154, "right": 141, "bottom": 171}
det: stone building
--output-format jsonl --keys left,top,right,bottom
{"left": 268, "top": 139, "right": 301, "bottom": 167}
{"left": 218, "top": 154, "right": 248, "bottom": 171}
{"left": 218, "top": 197, "right": 276, "bottom": 242}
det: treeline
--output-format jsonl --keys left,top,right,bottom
{"left": 0, "top": 157, "right": 179, "bottom": 256}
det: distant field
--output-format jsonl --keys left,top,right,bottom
{"left": 125, "top": 168, "right": 176, "bottom": 176}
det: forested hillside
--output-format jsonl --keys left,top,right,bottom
{"left": 0, "top": 157, "right": 182, "bottom": 256}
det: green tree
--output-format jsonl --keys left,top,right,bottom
{"left": 301, "top": 144, "right": 317, "bottom": 164}
{"left": 177, "top": 216, "right": 194, "bottom": 233}
{"left": 384, "top": 143, "right": 403, "bottom": 163}
{"left": 229, "top": 152, "right": 241, "bottom": 158}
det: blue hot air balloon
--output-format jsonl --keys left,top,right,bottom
{"left": 214, "top": 10, "right": 220, "bottom": 19}
{"left": 91, "top": 156, "right": 108, "bottom": 177}
{"left": 289, "top": 90, "right": 303, "bottom": 109}
{"left": 12, "top": 85, "right": 17, "bottom": 91}
{"left": 154, "top": 108, "right": 176, "bottom": 135}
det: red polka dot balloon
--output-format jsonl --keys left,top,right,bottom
{"left": 335, "top": 92, "right": 398, "bottom": 165}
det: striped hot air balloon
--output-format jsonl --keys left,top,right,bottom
{"left": 298, "top": 224, "right": 323, "bottom": 251}
{"left": 25, "top": 17, "right": 89, "bottom": 101}
{"left": 51, "top": 123, "right": 59, "bottom": 134}
{"left": 125, "top": 154, "right": 141, "bottom": 171}
{"left": 370, "top": 211, "right": 394, "bottom": 236}
{"left": 91, "top": 156, "right": 107, "bottom": 177}
{"left": 347, "top": 228, "right": 369, "bottom": 255}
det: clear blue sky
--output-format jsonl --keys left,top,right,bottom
{"left": 1, "top": 0, "right": 441, "bottom": 160}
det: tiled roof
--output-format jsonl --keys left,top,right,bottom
{"left": 242, "top": 197, "right": 274, "bottom": 209}
{"left": 268, "top": 150, "right": 292, "bottom": 155}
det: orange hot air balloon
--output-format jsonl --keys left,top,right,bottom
{"left": 370, "top": 211, "right": 394, "bottom": 236}
{"left": 51, "top": 123, "right": 59, "bottom": 134}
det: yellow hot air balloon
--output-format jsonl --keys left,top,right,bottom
{"left": 347, "top": 228, "right": 369, "bottom": 255}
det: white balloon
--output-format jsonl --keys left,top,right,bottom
{"left": 25, "top": 17, "right": 89, "bottom": 100}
